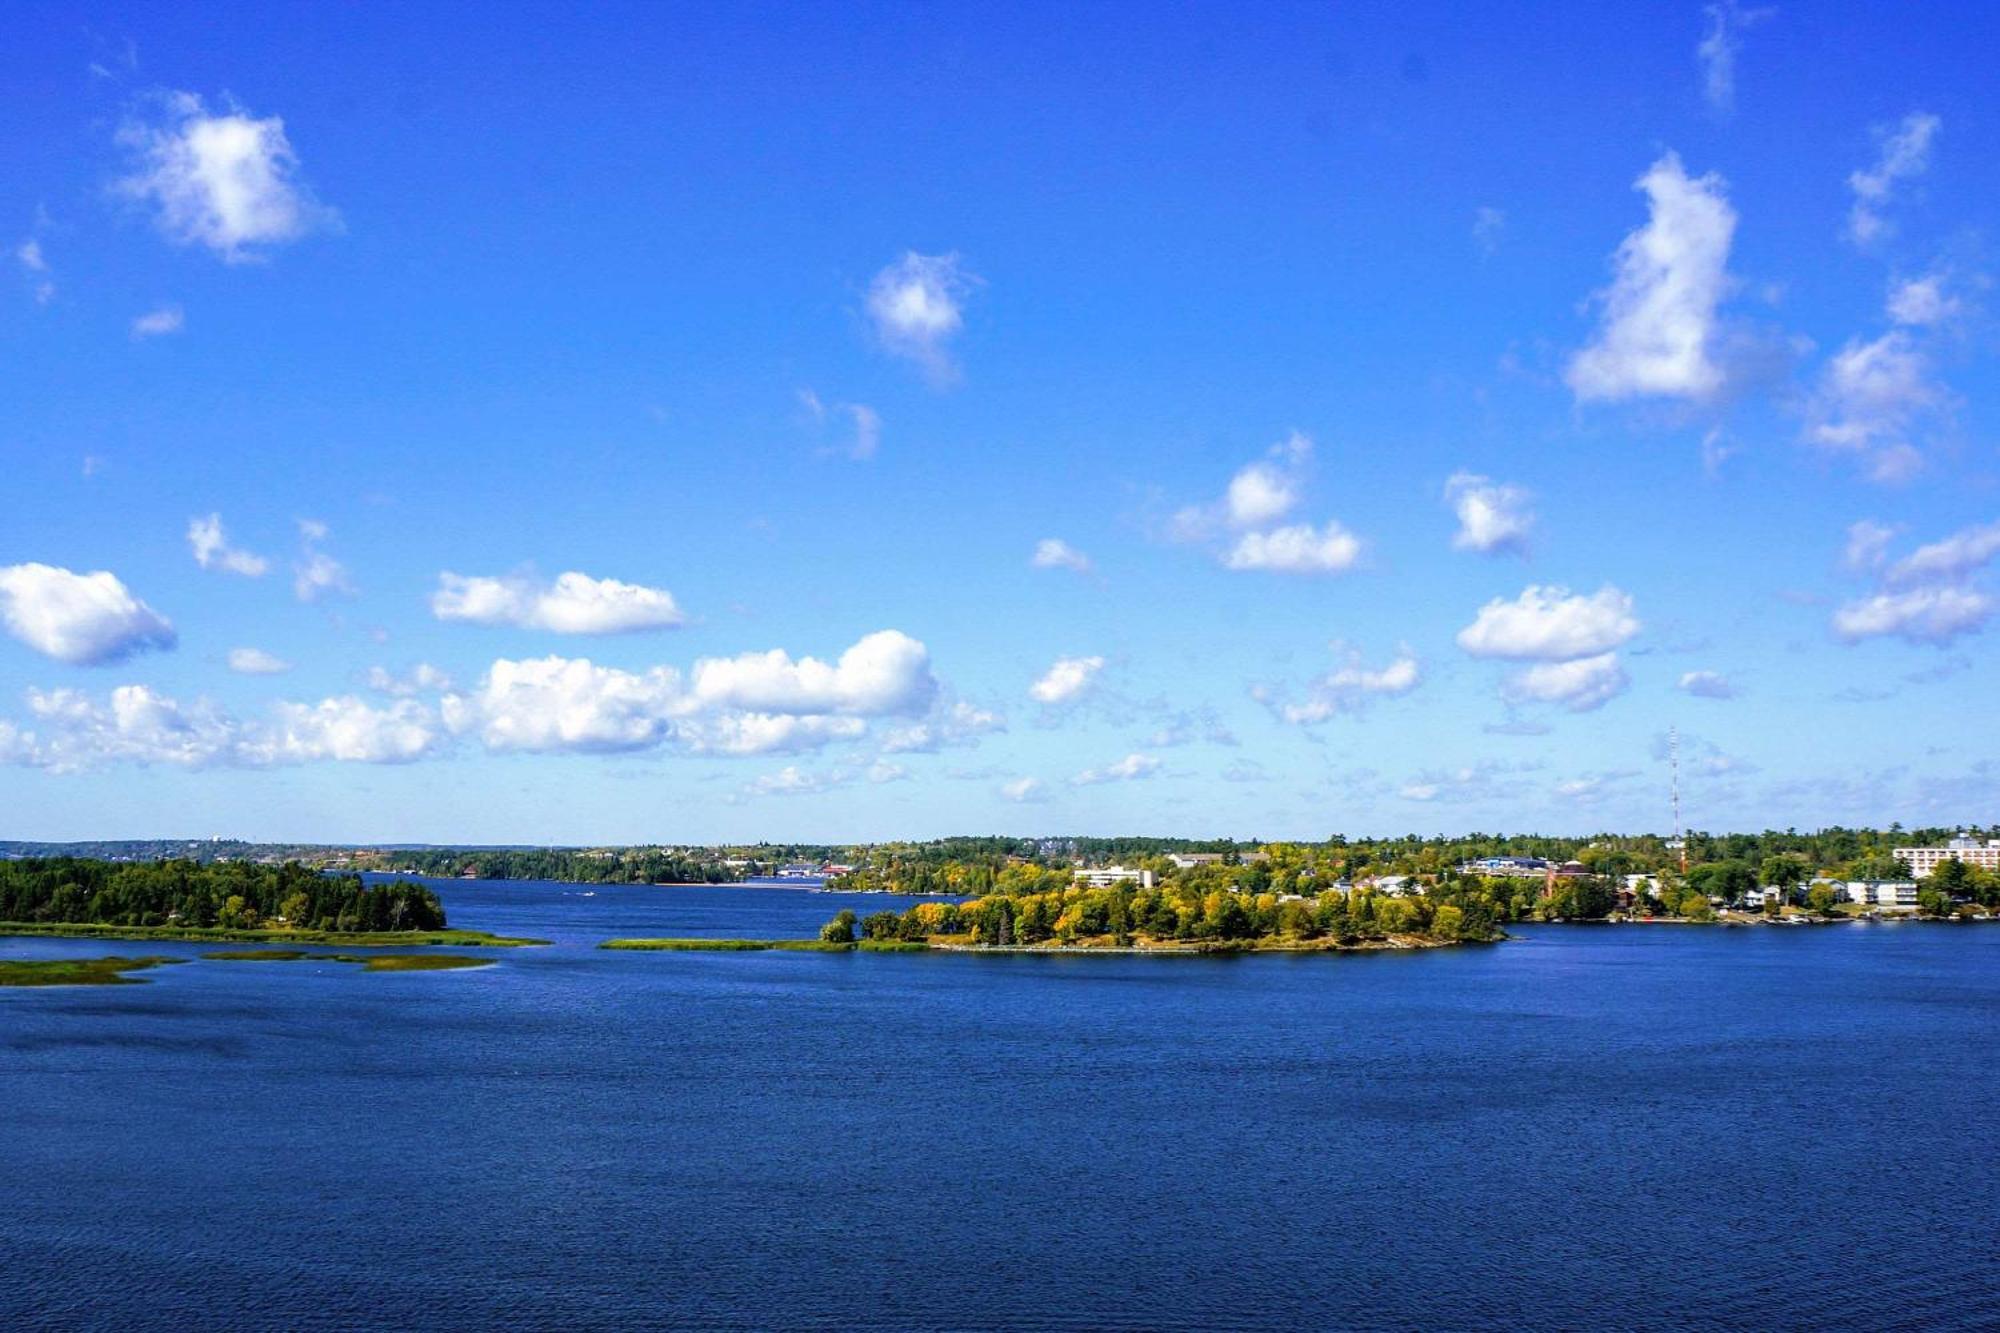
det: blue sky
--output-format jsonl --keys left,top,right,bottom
{"left": 2, "top": 1, "right": 1997, "bottom": 843}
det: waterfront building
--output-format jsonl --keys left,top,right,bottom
{"left": 1893, "top": 837, "right": 2000, "bottom": 879}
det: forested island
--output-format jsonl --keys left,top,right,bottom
{"left": 378, "top": 847, "right": 741, "bottom": 885}
{"left": 0, "top": 858, "right": 539, "bottom": 946}
{"left": 604, "top": 873, "right": 1506, "bottom": 955}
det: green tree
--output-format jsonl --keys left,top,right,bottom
{"left": 819, "top": 909, "right": 856, "bottom": 943}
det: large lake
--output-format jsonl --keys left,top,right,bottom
{"left": 4, "top": 878, "right": 1997, "bottom": 1330}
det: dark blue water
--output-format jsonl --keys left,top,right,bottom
{"left": 4, "top": 882, "right": 1997, "bottom": 1331}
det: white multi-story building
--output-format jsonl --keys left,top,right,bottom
{"left": 1074, "top": 865, "right": 1155, "bottom": 889}
{"left": 1894, "top": 837, "right": 2000, "bottom": 879}
{"left": 1841, "top": 880, "right": 1919, "bottom": 908}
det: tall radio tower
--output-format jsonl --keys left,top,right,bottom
{"left": 1670, "top": 726, "right": 1686, "bottom": 874}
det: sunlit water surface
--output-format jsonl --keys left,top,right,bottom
{"left": 4, "top": 879, "right": 1996, "bottom": 1330}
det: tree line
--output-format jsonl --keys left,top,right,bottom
{"left": 0, "top": 858, "right": 448, "bottom": 933}
{"left": 384, "top": 848, "right": 740, "bottom": 885}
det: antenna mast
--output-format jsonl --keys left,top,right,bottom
{"left": 1670, "top": 726, "right": 1686, "bottom": 874}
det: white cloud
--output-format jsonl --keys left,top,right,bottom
{"left": 0, "top": 684, "right": 438, "bottom": 772}
{"left": 1030, "top": 654, "right": 1105, "bottom": 705}
{"left": 1030, "top": 538, "right": 1092, "bottom": 574}
{"left": 1172, "top": 432, "right": 1312, "bottom": 539}
{"left": 1697, "top": 1, "right": 1772, "bottom": 114}
{"left": 1567, "top": 153, "right": 1737, "bottom": 403}
{"left": 1220, "top": 522, "right": 1362, "bottom": 575}
{"left": 1843, "top": 519, "right": 1899, "bottom": 573}
{"left": 0, "top": 564, "right": 176, "bottom": 666}
{"left": 1848, "top": 112, "right": 1940, "bottom": 247}
{"left": 187, "top": 514, "right": 269, "bottom": 577}
{"left": 1804, "top": 329, "right": 1945, "bottom": 482}
{"left": 1000, "top": 776, "right": 1047, "bottom": 803}
{"left": 15, "top": 238, "right": 54, "bottom": 304}
{"left": 1444, "top": 472, "right": 1535, "bottom": 555}
{"left": 1886, "top": 520, "right": 2000, "bottom": 587}
{"left": 878, "top": 699, "right": 1005, "bottom": 753}
{"left": 1071, "top": 753, "right": 1160, "bottom": 786}
{"left": 1396, "top": 761, "right": 1531, "bottom": 805}
{"left": 366, "top": 663, "right": 453, "bottom": 696}
{"left": 743, "top": 765, "right": 841, "bottom": 798}
{"left": 443, "top": 655, "right": 681, "bottom": 754}
{"left": 115, "top": 91, "right": 337, "bottom": 261}
{"left": 1833, "top": 586, "right": 1993, "bottom": 645}
{"left": 432, "top": 571, "right": 686, "bottom": 634}
{"left": 867, "top": 760, "right": 909, "bottom": 785}
{"left": 1457, "top": 585, "right": 1640, "bottom": 661}
{"left": 250, "top": 696, "right": 441, "bottom": 764}
{"left": 800, "top": 390, "right": 881, "bottom": 461}
{"left": 1503, "top": 653, "right": 1629, "bottom": 712}
{"left": 130, "top": 305, "right": 184, "bottom": 338}
{"left": 689, "top": 630, "right": 935, "bottom": 716}
{"left": 1678, "top": 669, "right": 1735, "bottom": 699}
{"left": 1274, "top": 646, "right": 1421, "bottom": 724}
{"left": 440, "top": 630, "right": 936, "bottom": 758}
{"left": 866, "top": 251, "right": 975, "bottom": 383}
{"left": 1887, "top": 274, "right": 1961, "bottom": 327}
{"left": 293, "top": 521, "right": 354, "bottom": 603}
{"left": 679, "top": 714, "right": 868, "bottom": 757}
{"left": 227, "top": 647, "right": 292, "bottom": 676}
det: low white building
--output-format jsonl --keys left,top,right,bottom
{"left": 1894, "top": 837, "right": 2000, "bottom": 879}
{"left": 1074, "top": 865, "right": 1155, "bottom": 889}
{"left": 1843, "top": 880, "right": 1919, "bottom": 908}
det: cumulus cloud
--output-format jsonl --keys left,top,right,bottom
{"left": 1071, "top": 753, "right": 1160, "bottom": 786}
{"left": 1697, "top": 1, "right": 1772, "bottom": 115}
{"left": 1220, "top": 522, "right": 1363, "bottom": 575}
{"left": 1457, "top": 585, "right": 1640, "bottom": 661}
{"left": 0, "top": 564, "right": 177, "bottom": 666}
{"left": 1833, "top": 517, "right": 1998, "bottom": 647}
{"left": 1843, "top": 519, "right": 1899, "bottom": 573}
{"left": 1832, "top": 586, "right": 1992, "bottom": 646}
{"left": 878, "top": 699, "right": 1005, "bottom": 753}
{"left": 1398, "top": 761, "right": 1532, "bottom": 804}
{"left": 0, "top": 684, "right": 438, "bottom": 772}
{"left": 1847, "top": 112, "right": 1940, "bottom": 247}
{"left": 1000, "top": 776, "right": 1047, "bottom": 803}
{"left": 688, "top": 630, "right": 935, "bottom": 716}
{"left": 227, "top": 647, "right": 292, "bottom": 676}
{"left": 743, "top": 765, "right": 843, "bottom": 798}
{"left": 866, "top": 251, "right": 976, "bottom": 383}
{"left": 1803, "top": 329, "right": 1946, "bottom": 482}
{"left": 1030, "top": 538, "right": 1092, "bottom": 574}
{"left": 439, "top": 630, "right": 937, "bottom": 759}
{"left": 131, "top": 305, "right": 184, "bottom": 338}
{"left": 187, "top": 514, "right": 269, "bottom": 577}
{"left": 1444, "top": 472, "right": 1536, "bottom": 556}
{"left": 1567, "top": 153, "right": 1737, "bottom": 403}
{"left": 1029, "top": 655, "right": 1105, "bottom": 705}
{"left": 1502, "top": 653, "right": 1630, "bottom": 712}
{"left": 1267, "top": 645, "right": 1421, "bottom": 724}
{"left": 1887, "top": 274, "right": 1961, "bottom": 328}
{"left": 1886, "top": 520, "right": 2000, "bottom": 587}
{"left": 292, "top": 521, "right": 354, "bottom": 603}
{"left": 1174, "top": 432, "right": 1310, "bottom": 538}
{"left": 115, "top": 91, "right": 337, "bottom": 261}
{"left": 1678, "top": 669, "right": 1735, "bottom": 699}
{"left": 432, "top": 571, "right": 685, "bottom": 634}
{"left": 366, "top": 663, "right": 453, "bottom": 696}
